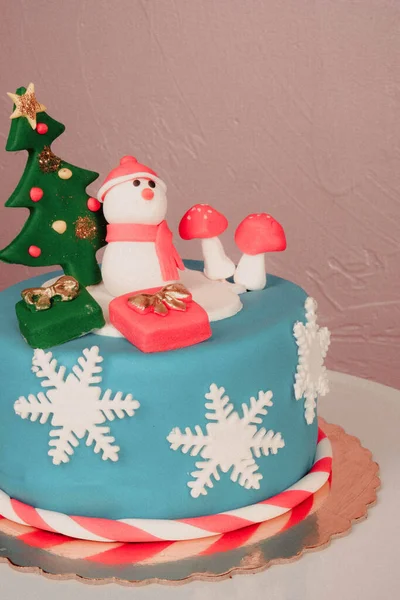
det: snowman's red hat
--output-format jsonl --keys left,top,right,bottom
{"left": 97, "top": 156, "right": 167, "bottom": 202}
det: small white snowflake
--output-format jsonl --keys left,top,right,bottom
{"left": 14, "top": 346, "right": 140, "bottom": 465}
{"left": 293, "top": 297, "right": 331, "bottom": 425}
{"left": 167, "top": 384, "right": 284, "bottom": 498}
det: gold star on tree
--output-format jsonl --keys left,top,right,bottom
{"left": 7, "top": 83, "right": 46, "bottom": 129}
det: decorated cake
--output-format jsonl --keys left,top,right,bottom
{"left": 0, "top": 85, "right": 331, "bottom": 543}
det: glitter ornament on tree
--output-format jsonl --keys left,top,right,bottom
{"left": 75, "top": 216, "right": 97, "bottom": 240}
{"left": 38, "top": 146, "right": 61, "bottom": 173}
{"left": 0, "top": 85, "right": 106, "bottom": 286}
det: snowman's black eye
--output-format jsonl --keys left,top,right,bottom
{"left": 148, "top": 180, "right": 156, "bottom": 188}
{"left": 133, "top": 179, "right": 141, "bottom": 187}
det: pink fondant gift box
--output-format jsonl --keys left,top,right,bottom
{"left": 109, "top": 285, "right": 212, "bottom": 353}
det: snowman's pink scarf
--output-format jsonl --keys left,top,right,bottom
{"left": 106, "top": 221, "right": 184, "bottom": 281}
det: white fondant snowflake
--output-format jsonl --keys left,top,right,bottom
{"left": 167, "top": 384, "right": 284, "bottom": 498}
{"left": 293, "top": 297, "right": 331, "bottom": 425}
{"left": 14, "top": 346, "right": 140, "bottom": 465}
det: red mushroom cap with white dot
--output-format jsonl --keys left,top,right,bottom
{"left": 179, "top": 204, "right": 229, "bottom": 240}
{"left": 235, "top": 213, "right": 287, "bottom": 255}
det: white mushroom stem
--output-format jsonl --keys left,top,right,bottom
{"left": 201, "top": 237, "right": 236, "bottom": 281}
{"left": 234, "top": 253, "right": 266, "bottom": 290}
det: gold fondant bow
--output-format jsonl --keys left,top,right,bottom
{"left": 21, "top": 275, "right": 80, "bottom": 311}
{"left": 128, "top": 283, "right": 192, "bottom": 317}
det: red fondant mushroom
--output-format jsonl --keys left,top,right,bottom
{"left": 234, "top": 213, "right": 287, "bottom": 290}
{"left": 179, "top": 204, "right": 235, "bottom": 280}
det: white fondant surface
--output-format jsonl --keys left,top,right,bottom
{"left": 85, "top": 269, "right": 244, "bottom": 338}
{"left": 43, "top": 269, "right": 246, "bottom": 338}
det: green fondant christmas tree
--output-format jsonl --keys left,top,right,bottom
{"left": 0, "top": 83, "right": 106, "bottom": 286}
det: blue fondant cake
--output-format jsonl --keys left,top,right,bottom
{"left": 0, "top": 261, "right": 318, "bottom": 522}
{"left": 0, "top": 88, "right": 332, "bottom": 543}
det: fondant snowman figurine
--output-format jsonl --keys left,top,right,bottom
{"left": 98, "top": 156, "right": 184, "bottom": 297}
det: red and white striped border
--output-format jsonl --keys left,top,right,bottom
{"left": 0, "top": 482, "right": 331, "bottom": 566}
{"left": 0, "top": 429, "right": 332, "bottom": 543}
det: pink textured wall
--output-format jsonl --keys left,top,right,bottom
{"left": 0, "top": 1, "right": 399, "bottom": 388}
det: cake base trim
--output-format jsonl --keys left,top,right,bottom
{"left": 0, "top": 428, "right": 332, "bottom": 543}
